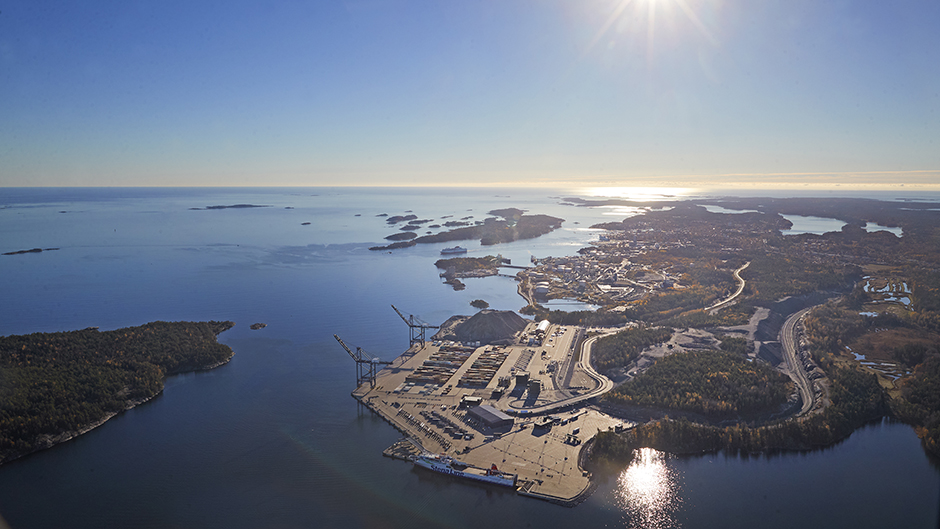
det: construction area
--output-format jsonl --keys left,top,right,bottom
{"left": 337, "top": 307, "right": 625, "bottom": 506}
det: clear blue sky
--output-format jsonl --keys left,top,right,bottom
{"left": 1, "top": 0, "right": 938, "bottom": 188}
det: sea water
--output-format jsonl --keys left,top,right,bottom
{"left": 0, "top": 187, "right": 937, "bottom": 529}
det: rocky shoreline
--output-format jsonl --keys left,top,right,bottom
{"left": 0, "top": 321, "right": 235, "bottom": 466}
{"left": 1, "top": 348, "right": 236, "bottom": 466}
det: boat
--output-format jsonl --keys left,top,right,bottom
{"left": 440, "top": 246, "right": 468, "bottom": 255}
{"left": 412, "top": 453, "right": 517, "bottom": 487}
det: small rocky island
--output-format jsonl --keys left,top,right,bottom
{"left": 0, "top": 321, "right": 235, "bottom": 465}
{"left": 2, "top": 248, "right": 60, "bottom": 256}
{"left": 370, "top": 207, "right": 563, "bottom": 251}
{"left": 189, "top": 204, "right": 271, "bottom": 210}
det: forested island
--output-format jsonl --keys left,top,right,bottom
{"left": 0, "top": 321, "right": 234, "bottom": 465}
{"left": 370, "top": 207, "right": 563, "bottom": 251}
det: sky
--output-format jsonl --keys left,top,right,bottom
{"left": 1, "top": 0, "right": 938, "bottom": 189}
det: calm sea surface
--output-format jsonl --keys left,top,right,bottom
{"left": 0, "top": 187, "right": 937, "bottom": 529}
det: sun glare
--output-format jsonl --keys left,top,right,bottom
{"left": 587, "top": 0, "right": 717, "bottom": 59}
{"left": 585, "top": 186, "right": 697, "bottom": 201}
{"left": 616, "top": 448, "right": 681, "bottom": 529}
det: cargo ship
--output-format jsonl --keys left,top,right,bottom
{"left": 412, "top": 453, "right": 517, "bottom": 487}
{"left": 440, "top": 246, "right": 468, "bottom": 255}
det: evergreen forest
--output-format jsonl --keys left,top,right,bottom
{"left": 0, "top": 321, "right": 234, "bottom": 464}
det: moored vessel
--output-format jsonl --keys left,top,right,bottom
{"left": 412, "top": 453, "right": 517, "bottom": 487}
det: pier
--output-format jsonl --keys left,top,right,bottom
{"left": 345, "top": 320, "right": 624, "bottom": 506}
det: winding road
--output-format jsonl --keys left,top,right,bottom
{"left": 705, "top": 261, "right": 750, "bottom": 312}
{"left": 514, "top": 331, "right": 614, "bottom": 415}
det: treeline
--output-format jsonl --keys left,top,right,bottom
{"left": 539, "top": 309, "right": 632, "bottom": 327}
{"left": 659, "top": 304, "right": 754, "bottom": 329}
{"left": 603, "top": 350, "right": 790, "bottom": 420}
{"left": 801, "top": 300, "right": 940, "bottom": 456}
{"left": 591, "top": 326, "right": 673, "bottom": 371}
{"left": 893, "top": 353, "right": 940, "bottom": 456}
{"left": 591, "top": 364, "right": 887, "bottom": 466}
{"left": 622, "top": 288, "right": 713, "bottom": 322}
{"left": 0, "top": 321, "right": 234, "bottom": 463}
{"left": 911, "top": 271, "right": 940, "bottom": 313}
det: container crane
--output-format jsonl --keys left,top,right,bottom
{"left": 391, "top": 305, "right": 440, "bottom": 349}
{"left": 333, "top": 334, "right": 390, "bottom": 388}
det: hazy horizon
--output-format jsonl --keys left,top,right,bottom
{"left": 1, "top": 1, "right": 938, "bottom": 188}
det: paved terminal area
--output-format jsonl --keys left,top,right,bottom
{"left": 354, "top": 321, "right": 626, "bottom": 505}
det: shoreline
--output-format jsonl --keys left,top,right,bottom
{"left": 0, "top": 325, "right": 235, "bottom": 467}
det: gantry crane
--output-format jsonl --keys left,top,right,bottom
{"left": 333, "top": 334, "right": 390, "bottom": 388}
{"left": 391, "top": 304, "right": 440, "bottom": 349}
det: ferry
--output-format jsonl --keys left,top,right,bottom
{"left": 440, "top": 246, "right": 468, "bottom": 255}
{"left": 412, "top": 453, "right": 517, "bottom": 487}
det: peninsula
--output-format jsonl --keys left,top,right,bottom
{"left": 0, "top": 320, "right": 235, "bottom": 465}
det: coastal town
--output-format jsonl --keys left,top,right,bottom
{"left": 348, "top": 196, "right": 940, "bottom": 505}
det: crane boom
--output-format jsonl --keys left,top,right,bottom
{"left": 333, "top": 334, "right": 390, "bottom": 388}
{"left": 334, "top": 334, "right": 357, "bottom": 361}
{"left": 391, "top": 304, "right": 411, "bottom": 325}
{"left": 390, "top": 304, "right": 440, "bottom": 349}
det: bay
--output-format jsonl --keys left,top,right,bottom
{"left": 0, "top": 187, "right": 937, "bottom": 528}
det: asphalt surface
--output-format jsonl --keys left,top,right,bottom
{"left": 780, "top": 306, "right": 816, "bottom": 416}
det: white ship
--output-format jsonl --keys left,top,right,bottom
{"left": 440, "top": 246, "right": 468, "bottom": 255}
{"left": 412, "top": 453, "right": 517, "bottom": 487}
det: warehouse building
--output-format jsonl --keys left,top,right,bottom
{"left": 467, "top": 404, "right": 514, "bottom": 430}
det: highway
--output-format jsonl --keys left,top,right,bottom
{"left": 780, "top": 306, "right": 817, "bottom": 416}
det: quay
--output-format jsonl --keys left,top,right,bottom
{"left": 348, "top": 319, "right": 624, "bottom": 506}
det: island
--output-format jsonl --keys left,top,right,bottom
{"left": 470, "top": 299, "right": 490, "bottom": 310}
{"left": 0, "top": 320, "right": 235, "bottom": 465}
{"left": 189, "top": 204, "right": 271, "bottom": 210}
{"left": 2, "top": 248, "right": 60, "bottom": 256}
{"left": 369, "top": 207, "right": 564, "bottom": 251}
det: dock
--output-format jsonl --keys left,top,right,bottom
{"left": 351, "top": 320, "right": 625, "bottom": 506}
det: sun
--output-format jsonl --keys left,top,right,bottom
{"left": 587, "top": 0, "right": 717, "bottom": 60}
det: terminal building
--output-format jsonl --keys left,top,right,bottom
{"left": 467, "top": 404, "right": 514, "bottom": 430}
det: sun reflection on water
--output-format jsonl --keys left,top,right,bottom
{"left": 616, "top": 448, "right": 681, "bottom": 529}
{"left": 583, "top": 186, "right": 697, "bottom": 201}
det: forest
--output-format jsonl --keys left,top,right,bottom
{"left": 591, "top": 364, "right": 887, "bottom": 468}
{"left": 0, "top": 321, "right": 234, "bottom": 464}
{"left": 535, "top": 307, "right": 631, "bottom": 327}
{"left": 434, "top": 256, "right": 499, "bottom": 273}
{"left": 801, "top": 291, "right": 940, "bottom": 456}
{"left": 742, "top": 255, "right": 862, "bottom": 303}
{"left": 591, "top": 326, "right": 673, "bottom": 371}
{"left": 603, "top": 350, "right": 790, "bottom": 420}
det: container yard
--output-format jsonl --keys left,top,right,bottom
{"left": 344, "top": 317, "right": 625, "bottom": 506}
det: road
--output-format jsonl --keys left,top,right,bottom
{"left": 780, "top": 306, "right": 816, "bottom": 416}
{"left": 705, "top": 261, "right": 750, "bottom": 312}
{"left": 517, "top": 331, "right": 614, "bottom": 415}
